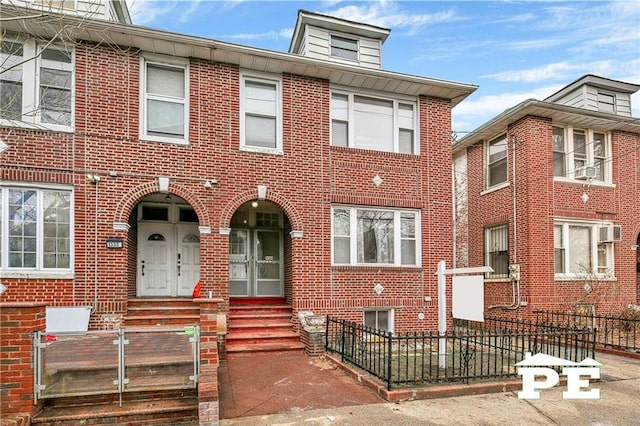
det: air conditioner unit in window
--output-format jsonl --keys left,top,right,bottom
{"left": 575, "top": 166, "right": 597, "bottom": 180}
{"left": 599, "top": 225, "right": 622, "bottom": 243}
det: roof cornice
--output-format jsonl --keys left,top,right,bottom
{"left": 453, "top": 100, "right": 640, "bottom": 153}
{"left": 2, "top": 5, "right": 477, "bottom": 106}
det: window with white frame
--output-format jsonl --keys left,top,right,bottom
{"left": 141, "top": 56, "right": 188, "bottom": 143}
{"left": 330, "top": 35, "right": 358, "bottom": 61}
{"left": 0, "top": 186, "right": 73, "bottom": 272}
{"left": 364, "top": 308, "right": 393, "bottom": 332}
{"left": 332, "top": 206, "right": 420, "bottom": 266}
{"left": 554, "top": 221, "right": 614, "bottom": 278}
{"left": 1, "top": 39, "right": 73, "bottom": 129}
{"left": 484, "top": 223, "right": 509, "bottom": 278}
{"left": 552, "top": 126, "right": 610, "bottom": 182}
{"left": 330, "top": 91, "right": 417, "bottom": 154}
{"left": 240, "top": 73, "right": 282, "bottom": 152}
{"left": 486, "top": 135, "right": 507, "bottom": 188}
{"left": 597, "top": 92, "right": 615, "bottom": 114}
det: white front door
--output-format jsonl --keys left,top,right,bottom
{"left": 139, "top": 223, "right": 200, "bottom": 297}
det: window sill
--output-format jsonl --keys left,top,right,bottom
{"left": 481, "top": 182, "right": 509, "bottom": 195}
{"left": 330, "top": 145, "right": 418, "bottom": 157}
{"left": 0, "top": 119, "right": 74, "bottom": 134}
{"left": 0, "top": 270, "right": 75, "bottom": 280}
{"left": 332, "top": 265, "right": 422, "bottom": 272}
{"left": 553, "top": 177, "right": 615, "bottom": 189}
{"left": 554, "top": 274, "right": 617, "bottom": 282}
{"left": 140, "top": 135, "right": 189, "bottom": 145}
{"left": 484, "top": 277, "right": 511, "bottom": 283}
{"left": 240, "top": 145, "right": 283, "bottom": 156}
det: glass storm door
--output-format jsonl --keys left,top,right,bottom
{"left": 229, "top": 229, "right": 283, "bottom": 297}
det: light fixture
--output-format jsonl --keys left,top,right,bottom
{"left": 204, "top": 179, "right": 217, "bottom": 189}
{"left": 251, "top": 201, "right": 259, "bottom": 208}
{"left": 0, "top": 283, "right": 7, "bottom": 295}
{"left": 86, "top": 173, "right": 101, "bottom": 184}
{"left": 165, "top": 195, "right": 172, "bottom": 202}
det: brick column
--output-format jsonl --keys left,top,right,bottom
{"left": 0, "top": 302, "right": 46, "bottom": 422}
{"left": 194, "top": 297, "right": 223, "bottom": 426}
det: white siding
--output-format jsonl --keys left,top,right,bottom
{"left": 299, "top": 26, "right": 383, "bottom": 69}
{"left": 551, "top": 84, "right": 633, "bottom": 117}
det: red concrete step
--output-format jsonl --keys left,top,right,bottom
{"left": 125, "top": 299, "right": 199, "bottom": 327}
{"left": 226, "top": 341, "right": 305, "bottom": 353}
{"left": 31, "top": 391, "right": 197, "bottom": 425}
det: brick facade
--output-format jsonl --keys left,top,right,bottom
{"left": 454, "top": 95, "right": 640, "bottom": 319}
{"left": 0, "top": 19, "right": 469, "bottom": 336}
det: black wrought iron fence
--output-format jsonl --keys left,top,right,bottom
{"left": 326, "top": 316, "right": 596, "bottom": 390}
{"left": 534, "top": 310, "right": 640, "bottom": 352}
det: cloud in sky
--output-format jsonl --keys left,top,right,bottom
{"left": 322, "top": 0, "right": 462, "bottom": 33}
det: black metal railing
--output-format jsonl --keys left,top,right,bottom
{"left": 534, "top": 310, "right": 640, "bottom": 352}
{"left": 326, "top": 316, "right": 596, "bottom": 390}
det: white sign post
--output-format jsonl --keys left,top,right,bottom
{"left": 436, "top": 260, "right": 493, "bottom": 369}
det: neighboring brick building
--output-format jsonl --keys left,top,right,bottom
{"left": 1, "top": 5, "right": 477, "bottom": 335}
{"left": 453, "top": 75, "right": 640, "bottom": 317}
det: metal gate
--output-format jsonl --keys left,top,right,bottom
{"left": 34, "top": 327, "right": 200, "bottom": 405}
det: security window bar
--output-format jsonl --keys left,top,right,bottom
{"left": 484, "top": 224, "right": 508, "bottom": 278}
{"left": 332, "top": 207, "right": 420, "bottom": 267}
{"left": 487, "top": 135, "right": 507, "bottom": 188}
{"left": 330, "top": 92, "right": 417, "bottom": 154}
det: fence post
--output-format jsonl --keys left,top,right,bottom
{"left": 387, "top": 331, "right": 393, "bottom": 390}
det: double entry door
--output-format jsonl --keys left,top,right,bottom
{"left": 138, "top": 223, "right": 200, "bottom": 297}
{"left": 229, "top": 229, "right": 283, "bottom": 297}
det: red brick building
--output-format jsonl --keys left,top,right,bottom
{"left": 453, "top": 75, "right": 640, "bottom": 317}
{"left": 1, "top": 6, "right": 477, "bottom": 336}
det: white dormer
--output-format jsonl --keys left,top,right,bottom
{"left": 289, "top": 10, "right": 390, "bottom": 70}
{"left": 544, "top": 74, "right": 640, "bottom": 117}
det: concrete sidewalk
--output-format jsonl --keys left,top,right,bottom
{"left": 220, "top": 351, "right": 640, "bottom": 425}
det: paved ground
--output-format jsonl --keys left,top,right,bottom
{"left": 219, "top": 351, "right": 640, "bottom": 425}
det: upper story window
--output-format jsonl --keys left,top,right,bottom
{"left": 330, "top": 35, "right": 358, "bottom": 61}
{"left": 0, "top": 186, "right": 73, "bottom": 274}
{"left": 486, "top": 135, "right": 507, "bottom": 188}
{"left": 484, "top": 223, "right": 509, "bottom": 278}
{"left": 1, "top": 39, "right": 73, "bottom": 130}
{"left": 331, "top": 91, "right": 417, "bottom": 154}
{"left": 140, "top": 55, "right": 189, "bottom": 144}
{"left": 332, "top": 206, "right": 420, "bottom": 266}
{"left": 240, "top": 72, "right": 282, "bottom": 154}
{"left": 597, "top": 92, "right": 615, "bottom": 114}
{"left": 552, "top": 126, "right": 610, "bottom": 183}
{"left": 554, "top": 221, "right": 615, "bottom": 279}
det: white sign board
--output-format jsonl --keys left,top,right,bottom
{"left": 452, "top": 275, "right": 484, "bottom": 322}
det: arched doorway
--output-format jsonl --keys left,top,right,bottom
{"left": 229, "top": 200, "right": 285, "bottom": 298}
{"left": 136, "top": 193, "right": 200, "bottom": 297}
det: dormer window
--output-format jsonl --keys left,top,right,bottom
{"left": 330, "top": 35, "right": 358, "bottom": 61}
{"left": 597, "top": 92, "right": 615, "bottom": 114}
